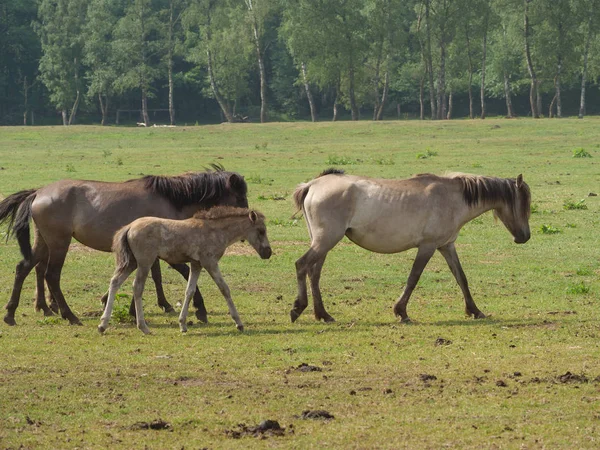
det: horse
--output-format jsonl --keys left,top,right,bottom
{"left": 290, "top": 169, "right": 531, "bottom": 323}
{"left": 98, "top": 207, "right": 272, "bottom": 334}
{"left": 0, "top": 166, "right": 248, "bottom": 326}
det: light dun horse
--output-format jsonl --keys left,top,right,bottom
{"left": 291, "top": 169, "right": 531, "bottom": 323}
{"left": 99, "top": 207, "right": 272, "bottom": 335}
{"left": 0, "top": 166, "right": 248, "bottom": 326}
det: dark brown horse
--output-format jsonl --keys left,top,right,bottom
{"left": 0, "top": 166, "right": 248, "bottom": 326}
{"left": 291, "top": 169, "right": 531, "bottom": 323}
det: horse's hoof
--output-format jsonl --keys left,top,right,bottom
{"left": 98, "top": 325, "right": 106, "bottom": 334}
{"left": 140, "top": 328, "right": 151, "bottom": 335}
{"left": 474, "top": 312, "right": 486, "bottom": 319}
{"left": 42, "top": 309, "right": 55, "bottom": 317}
{"left": 290, "top": 310, "right": 301, "bottom": 323}
{"left": 3, "top": 315, "right": 16, "bottom": 326}
{"left": 195, "top": 310, "right": 208, "bottom": 323}
{"left": 49, "top": 304, "right": 59, "bottom": 314}
{"left": 318, "top": 315, "right": 335, "bottom": 323}
{"left": 180, "top": 327, "right": 187, "bottom": 333}
{"left": 400, "top": 317, "right": 412, "bottom": 324}
{"left": 70, "top": 319, "right": 83, "bottom": 326}
{"left": 164, "top": 306, "right": 175, "bottom": 314}
{"left": 236, "top": 324, "right": 244, "bottom": 332}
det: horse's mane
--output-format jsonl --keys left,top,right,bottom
{"left": 446, "top": 172, "right": 531, "bottom": 216}
{"left": 318, "top": 168, "right": 345, "bottom": 177}
{"left": 140, "top": 166, "right": 247, "bottom": 209}
{"left": 193, "top": 206, "right": 264, "bottom": 221}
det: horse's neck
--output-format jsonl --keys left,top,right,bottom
{"left": 206, "top": 217, "right": 249, "bottom": 246}
{"left": 464, "top": 199, "right": 496, "bottom": 223}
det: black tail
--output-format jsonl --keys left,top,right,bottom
{"left": 0, "top": 189, "right": 37, "bottom": 260}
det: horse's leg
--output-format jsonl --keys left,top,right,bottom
{"left": 4, "top": 250, "right": 42, "bottom": 326}
{"left": 169, "top": 263, "right": 208, "bottom": 323}
{"left": 308, "top": 255, "right": 335, "bottom": 322}
{"left": 438, "top": 243, "right": 486, "bottom": 319}
{"left": 393, "top": 245, "right": 436, "bottom": 323}
{"left": 44, "top": 239, "right": 82, "bottom": 326}
{"left": 178, "top": 262, "right": 201, "bottom": 333}
{"left": 203, "top": 263, "right": 243, "bottom": 331}
{"left": 128, "top": 259, "right": 173, "bottom": 316}
{"left": 132, "top": 266, "right": 151, "bottom": 334}
{"left": 98, "top": 265, "right": 135, "bottom": 333}
{"left": 32, "top": 238, "right": 55, "bottom": 317}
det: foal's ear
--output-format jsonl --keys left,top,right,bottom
{"left": 249, "top": 210, "right": 258, "bottom": 224}
{"left": 516, "top": 174, "right": 524, "bottom": 189}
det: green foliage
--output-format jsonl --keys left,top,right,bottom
{"left": 246, "top": 175, "right": 274, "bottom": 185}
{"left": 540, "top": 224, "right": 561, "bottom": 234}
{"left": 563, "top": 199, "right": 588, "bottom": 210}
{"left": 416, "top": 149, "right": 438, "bottom": 159}
{"left": 326, "top": 155, "right": 358, "bottom": 165}
{"left": 566, "top": 282, "right": 590, "bottom": 295}
{"left": 572, "top": 148, "right": 592, "bottom": 158}
{"left": 65, "top": 163, "right": 76, "bottom": 172}
{"left": 112, "top": 294, "right": 134, "bottom": 324}
{"left": 257, "top": 193, "right": 287, "bottom": 201}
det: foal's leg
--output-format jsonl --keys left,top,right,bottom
{"left": 393, "top": 245, "right": 436, "bottom": 323}
{"left": 169, "top": 262, "right": 208, "bottom": 323}
{"left": 132, "top": 266, "right": 151, "bottom": 334}
{"left": 128, "top": 259, "right": 173, "bottom": 316}
{"left": 438, "top": 243, "right": 486, "bottom": 319}
{"left": 203, "top": 263, "right": 244, "bottom": 331}
{"left": 178, "top": 262, "right": 201, "bottom": 333}
{"left": 3, "top": 238, "right": 47, "bottom": 325}
{"left": 98, "top": 265, "right": 136, "bottom": 333}
{"left": 43, "top": 238, "right": 82, "bottom": 326}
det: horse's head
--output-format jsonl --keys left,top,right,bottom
{"left": 494, "top": 174, "right": 531, "bottom": 244}
{"left": 246, "top": 210, "right": 272, "bottom": 259}
{"left": 222, "top": 172, "right": 249, "bottom": 209}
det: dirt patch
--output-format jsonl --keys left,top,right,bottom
{"left": 420, "top": 374, "right": 437, "bottom": 382}
{"left": 129, "top": 419, "right": 171, "bottom": 431}
{"left": 558, "top": 372, "right": 588, "bottom": 384}
{"left": 300, "top": 410, "right": 334, "bottom": 420}
{"left": 435, "top": 337, "right": 452, "bottom": 346}
{"left": 288, "top": 363, "right": 322, "bottom": 373}
{"left": 225, "top": 420, "right": 291, "bottom": 438}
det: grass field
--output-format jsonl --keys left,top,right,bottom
{"left": 1, "top": 118, "right": 600, "bottom": 449}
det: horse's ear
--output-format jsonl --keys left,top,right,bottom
{"left": 227, "top": 173, "right": 246, "bottom": 191}
{"left": 249, "top": 210, "right": 258, "bottom": 224}
{"left": 516, "top": 174, "right": 523, "bottom": 189}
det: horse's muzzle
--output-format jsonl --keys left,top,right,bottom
{"left": 260, "top": 246, "right": 272, "bottom": 259}
{"left": 514, "top": 230, "right": 531, "bottom": 244}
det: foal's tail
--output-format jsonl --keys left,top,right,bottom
{"left": 0, "top": 189, "right": 37, "bottom": 260}
{"left": 112, "top": 226, "right": 136, "bottom": 272}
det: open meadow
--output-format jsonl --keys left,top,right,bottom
{"left": 1, "top": 118, "right": 600, "bottom": 449}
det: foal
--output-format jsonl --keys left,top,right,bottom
{"left": 98, "top": 207, "right": 272, "bottom": 334}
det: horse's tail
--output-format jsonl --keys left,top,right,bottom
{"left": 112, "top": 226, "right": 135, "bottom": 272}
{"left": 292, "top": 168, "right": 345, "bottom": 218}
{"left": 0, "top": 189, "right": 37, "bottom": 260}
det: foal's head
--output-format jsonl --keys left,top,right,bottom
{"left": 245, "top": 211, "right": 272, "bottom": 259}
{"left": 493, "top": 174, "right": 531, "bottom": 244}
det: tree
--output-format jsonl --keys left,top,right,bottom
{"left": 160, "top": 0, "right": 186, "bottom": 125}
{"left": 36, "top": 0, "right": 87, "bottom": 125}
{"left": 576, "top": 0, "right": 600, "bottom": 118}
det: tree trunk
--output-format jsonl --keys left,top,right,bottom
{"left": 61, "top": 109, "right": 67, "bottom": 126}
{"left": 167, "top": 0, "right": 176, "bottom": 125}
{"left": 246, "top": 0, "right": 267, "bottom": 123}
{"left": 503, "top": 71, "right": 514, "bottom": 118}
{"left": 437, "top": 40, "right": 446, "bottom": 120}
{"left": 333, "top": 77, "right": 341, "bottom": 121}
{"left": 480, "top": 10, "right": 489, "bottom": 120}
{"left": 465, "top": 23, "right": 474, "bottom": 119}
{"left": 548, "top": 92, "right": 557, "bottom": 118}
{"left": 555, "top": 60, "right": 562, "bottom": 118}
{"left": 524, "top": 0, "right": 539, "bottom": 118}
{"left": 348, "top": 63, "right": 359, "bottom": 121}
{"left": 98, "top": 93, "right": 108, "bottom": 126}
{"left": 376, "top": 71, "right": 389, "bottom": 120}
{"left": 207, "top": 48, "right": 233, "bottom": 122}
{"left": 141, "top": 87, "right": 149, "bottom": 126}
{"left": 579, "top": 9, "right": 594, "bottom": 118}
{"left": 419, "top": 76, "right": 425, "bottom": 120}
{"left": 446, "top": 91, "right": 453, "bottom": 120}
{"left": 425, "top": 0, "right": 436, "bottom": 120}
{"left": 301, "top": 62, "right": 317, "bottom": 122}
{"left": 372, "top": 40, "right": 383, "bottom": 120}
{"left": 23, "top": 76, "right": 29, "bottom": 126}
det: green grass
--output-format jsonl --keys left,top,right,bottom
{"left": 1, "top": 118, "right": 600, "bottom": 448}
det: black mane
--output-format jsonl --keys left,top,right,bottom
{"left": 142, "top": 168, "right": 247, "bottom": 210}
{"left": 319, "top": 168, "right": 345, "bottom": 177}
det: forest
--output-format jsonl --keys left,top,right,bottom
{"left": 1, "top": 0, "right": 599, "bottom": 125}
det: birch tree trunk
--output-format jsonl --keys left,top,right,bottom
{"left": 578, "top": 9, "right": 594, "bottom": 118}
{"left": 245, "top": 0, "right": 267, "bottom": 123}
{"left": 301, "top": 62, "right": 317, "bottom": 122}
{"left": 446, "top": 91, "right": 453, "bottom": 120}
{"left": 376, "top": 71, "right": 389, "bottom": 120}
{"left": 425, "top": 0, "right": 437, "bottom": 120}
{"left": 167, "top": 0, "right": 176, "bottom": 125}
{"left": 207, "top": 49, "right": 234, "bottom": 122}
{"left": 419, "top": 76, "right": 425, "bottom": 120}
{"left": 437, "top": 41, "right": 447, "bottom": 120}
{"left": 480, "top": 9, "right": 489, "bottom": 120}
{"left": 23, "top": 76, "right": 29, "bottom": 126}
{"left": 465, "top": 25, "right": 474, "bottom": 119}
{"left": 333, "top": 77, "right": 341, "bottom": 121}
{"left": 503, "top": 71, "right": 514, "bottom": 118}
{"left": 524, "top": 0, "right": 539, "bottom": 118}
{"left": 555, "top": 59, "right": 562, "bottom": 118}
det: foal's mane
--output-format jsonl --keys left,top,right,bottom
{"left": 446, "top": 173, "right": 530, "bottom": 215}
{"left": 139, "top": 165, "right": 247, "bottom": 209}
{"left": 193, "top": 206, "right": 264, "bottom": 221}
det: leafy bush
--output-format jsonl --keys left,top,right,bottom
{"left": 572, "top": 148, "right": 592, "bottom": 158}
{"left": 566, "top": 282, "right": 590, "bottom": 295}
{"left": 326, "top": 155, "right": 357, "bottom": 165}
{"left": 416, "top": 149, "right": 438, "bottom": 159}
{"left": 540, "top": 224, "right": 561, "bottom": 234}
{"left": 563, "top": 199, "right": 587, "bottom": 210}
